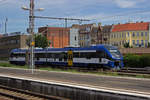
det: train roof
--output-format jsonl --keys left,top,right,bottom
{"left": 10, "top": 45, "right": 116, "bottom": 53}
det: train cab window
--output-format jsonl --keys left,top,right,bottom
{"left": 35, "top": 53, "right": 46, "bottom": 58}
{"left": 10, "top": 53, "right": 15, "bottom": 57}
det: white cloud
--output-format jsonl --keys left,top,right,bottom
{"left": 113, "top": 0, "right": 147, "bottom": 8}
{"left": 114, "top": 0, "right": 138, "bottom": 8}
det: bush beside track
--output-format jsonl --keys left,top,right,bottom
{"left": 124, "top": 54, "right": 150, "bottom": 68}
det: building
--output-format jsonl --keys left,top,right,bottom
{"left": 110, "top": 22, "right": 150, "bottom": 48}
{"left": 38, "top": 27, "right": 70, "bottom": 48}
{"left": 90, "top": 26, "right": 99, "bottom": 45}
{"left": 69, "top": 28, "right": 79, "bottom": 47}
{"left": 0, "top": 34, "right": 29, "bottom": 59}
{"left": 72, "top": 23, "right": 100, "bottom": 47}
{"left": 98, "top": 25, "right": 112, "bottom": 44}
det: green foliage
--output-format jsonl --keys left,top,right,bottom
{"left": 0, "top": 62, "right": 28, "bottom": 69}
{"left": 35, "top": 34, "right": 49, "bottom": 48}
{"left": 123, "top": 42, "right": 130, "bottom": 48}
{"left": 147, "top": 42, "right": 150, "bottom": 48}
{"left": 124, "top": 54, "right": 150, "bottom": 68}
{"left": 26, "top": 36, "right": 31, "bottom": 47}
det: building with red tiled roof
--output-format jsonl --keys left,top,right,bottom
{"left": 110, "top": 22, "right": 150, "bottom": 48}
{"left": 112, "top": 22, "right": 149, "bottom": 32}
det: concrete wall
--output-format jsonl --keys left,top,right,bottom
{"left": 0, "top": 76, "right": 148, "bottom": 100}
{"left": 120, "top": 48, "right": 150, "bottom": 55}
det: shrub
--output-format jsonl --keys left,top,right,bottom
{"left": 124, "top": 54, "right": 141, "bottom": 67}
{"left": 124, "top": 54, "right": 150, "bottom": 68}
{"left": 139, "top": 55, "right": 150, "bottom": 67}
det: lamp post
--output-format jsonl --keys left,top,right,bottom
{"left": 30, "top": 0, "right": 34, "bottom": 74}
{"left": 22, "top": 0, "right": 44, "bottom": 74}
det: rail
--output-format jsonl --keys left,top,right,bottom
{"left": 0, "top": 85, "right": 69, "bottom": 100}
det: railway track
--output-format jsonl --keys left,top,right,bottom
{"left": 51, "top": 66, "right": 150, "bottom": 77}
{"left": 117, "top": 67, "right": 150, "bottom": 75}
{"left": 38, "top": 65, "right": 150, "bottom": 75}
{"left": 0, "top": 85, "right": 69, "bottom": 100}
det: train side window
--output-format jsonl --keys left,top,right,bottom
{"left": 86, "top": 52, "right": 92, "bottom": 59}
{"left": 64, "top": 54, "right": 67, "bottom": 61}
{"left": 97, "top": 50, "right": 105, "bottom": 58}
{"left": 73, "top": 52, "right": 79, "bottom": 58}
{"left": 37, "top": 57, "right": 39, "bottom": 60}
{"left": 80, "top": 52, "right": 87, "bottom": 58}
{"left": 35, "top": 53, "right": 46, "bottom": 58}
{"left": 59, "top": 58, "right": 62, "bottom": 61}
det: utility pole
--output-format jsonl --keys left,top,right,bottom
{"left": 5, "top": 17, "right": 8, "bottom": 34}
{"left": 29, "top": 0, "right": 35, "bottom": 74}
{"left": 22, "top": 0, "right": 43, "bottom": 73}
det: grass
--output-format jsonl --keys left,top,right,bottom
{"left": 0, "top": 62, "right": 150, "bottom": 79}
{"left": 0, "top": 62, "right": 28, "bottom": 69}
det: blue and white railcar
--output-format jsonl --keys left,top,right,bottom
{"left": 9, "top": 45, "right": 124, "bottom": 69}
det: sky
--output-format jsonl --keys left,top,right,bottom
{"left": 0, "top": 0, "right": 150, "bottom": 33}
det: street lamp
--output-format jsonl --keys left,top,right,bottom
{"left": 22, "top": 0, "right": 43, "bottom": 74}
{"left": 22, "top": 6, "right": 44, "bottom": 11}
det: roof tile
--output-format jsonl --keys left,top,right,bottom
{"left": 112, "top": 22, "right": 149, "bottom": 32}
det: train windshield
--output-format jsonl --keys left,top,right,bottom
{"left": 104, "top": 45, "right": 122, "bottom": 58}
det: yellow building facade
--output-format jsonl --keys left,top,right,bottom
{"left": 110, "top": 22, "right": 149, "bottom": 48}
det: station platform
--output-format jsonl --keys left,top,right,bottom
{"left": 0, "top": 67, "right": 149, "bottom": 100}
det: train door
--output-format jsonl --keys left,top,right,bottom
{"left": 67, "top": 50, "right": 73, "bottom": 66}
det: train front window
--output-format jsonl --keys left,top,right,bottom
{"left": 109, "top": 50, "right": 121, "bottom": 58}
{"left": 104, "top": 45, "right": 121, "bottom": 58}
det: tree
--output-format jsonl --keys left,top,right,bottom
{"left": 148, "top": 42, "right": 150, "bottom": 48}
{"left": 123, "top": 42, "right": 130, "bottom": 48}
{"left": 35, "top": 34, "right": 49, "bottom": 48}
{"left": 26, "top": 36, "right": 31, "bottom": 47}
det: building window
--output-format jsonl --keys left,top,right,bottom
{"left": 75, "top": 36, "right": 76, "bottom": 41}
{"left": 16, "top": 40, "right": 20, "bottom": 44}
{"left": 132, "top": 32, "right": 135, "bottom": 37}
{"left": 141, "top": 32, "right": 144, "bottom": 37}
{"left": 137, "top": 32, "right": 139, "bottom": 37}
{"left": 145, "top": 32, "right": 148, "bottom": 37}
{"left": 122, "top": 32, "right": 124, "bottom": 37}
{"left": 127, "top": 32, "right": 129, "bottom": 37}
{"left": 137, "top": 40, "right": 139, "bottom": 45}
{"left": 145, "top": 40, "right": 148, "bottom": 45}
{"left": 141, "top": 40, "right": 144, "bottom": 45}
{"left": 132, "top": 40, "right": 135, "bottom": 45}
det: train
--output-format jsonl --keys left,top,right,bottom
{"left": 9, "top": 45, "right": 124, "bottom": 70}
